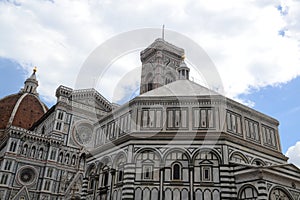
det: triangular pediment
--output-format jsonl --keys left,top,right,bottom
{"left": 64, "top": 172, "right": 84, "bottom": 199}
{"left": 11, "top": 186, "right": 31, "bottom": 200}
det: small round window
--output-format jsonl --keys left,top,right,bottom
{"left": 18, "top": 167, "right": 37, "bottom": 185}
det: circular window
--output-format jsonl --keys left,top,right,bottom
{"left": 18, "top": 167, "right": 37, "bottom": 185}
{"left": 73, "top": 123, "right": 93, "bottom": 146}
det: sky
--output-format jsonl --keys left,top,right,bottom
{"left": 0, "top": 0, "right": 300, "bottom": 166}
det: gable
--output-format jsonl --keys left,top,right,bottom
{"left": 11, "top": 186, "right": 31, "bottom": 200}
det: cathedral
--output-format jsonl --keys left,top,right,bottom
{"left": 1, "top": 38, "right": 300, "bottom": 200}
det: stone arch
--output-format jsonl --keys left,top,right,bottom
{"left": 173, "top": 188, "right": 180, "bottom": 200}
{"left": 251, "top": 158, "right": 266, "bottom": 166}
{"left": 151, "top": 188, "right": 158, "bottom": 200}
{"left": 212, "top": 189, "right": 220, "bottom": 200}
{"left": 113, "top": 152, "right": 126, "bottom": 184}
{"left": 203, "top": 189, "right": 211, "bottom": 199}
{"left": 113, "top": 190, "right": 117, "bottom": 200}
{"left": 162, "top": 147, "right": 191, "bottom": 163}
{"left": 165, "top": 70, "right": 177, "bottom": 84}
{"left": 229, "top": 151, "right": 249, "bottom": 164}
{"left": 135, "top": 148, "right": 161, "bottom": 181}
{"left": 85, "top": 163, "right": 96, "bottom": 177}
{"left": 181, "top": 188, "right": 189, "bottom": 200}
{"left": 135, "top": 187, "right": 142, "bottom": 200}
{"left": 163, "top": 148, "right": 190, "bottom": 182}
{"left": 96, "top": 156, "right": 113, "bottom": 175}
{"left": 22, "top": 143, "right": 29, "bottom": 155}
{"left": 71, "top": 154, "right": 77, "bottom": 165}
{"left": 38, "top": 146, "right": 44, "bottom": 159}
{"left": 269, "top": 186, "right": 294, "bottom": 200}
{"left": 192, "top": 148, "right": 222, "bottom": 164}
{"left": 97, "top": 156, "right": 113, "bottom": 189}
{"left": 143, "top": 187, "right": 151, "bottom": 200}
{"left": 113, "top": 151, "right": 127, "bottom": 168}
{"left": 134, "top": 147, "right": 163, "bottom": 163}
{"left": 193, "top": 148, "right": 220, "bottom": 183}
{"left": 58, "top": 151, "right": 64, "bottom": 163}
{"left": 65, "top": 153, "right": 70, "bottom": 164}
{"left": 165, "top": 188, "right": 172, "bottom": 200}
{"left": 79, "top": 153, "right": 86, "bottom": 169}
{"left": 238, "top": 184, "right": 258, "bottom": 200}
{"left": 30, "top": 145, "right": 36, "bottom": 158}
{"left": 195, "top": 189, "right": 203, "bottom": 200}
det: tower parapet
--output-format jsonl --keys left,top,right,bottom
{"left": 139, "top": 38, "right": 188, "bottom": 94}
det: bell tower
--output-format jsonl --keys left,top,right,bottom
{"left": 139, "top": 38, "right": 186, "bottom": 94}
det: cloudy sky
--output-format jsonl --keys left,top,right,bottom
{"left": 0, "top": 0, "right": 300, "bottom": 166}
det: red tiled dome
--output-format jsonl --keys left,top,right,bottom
{"left": 0, "top": 93, "right": 48, "bottom": 130}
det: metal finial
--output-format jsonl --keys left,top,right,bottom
{"left": 33, "top": 66, "right": 37, "bottom": 73}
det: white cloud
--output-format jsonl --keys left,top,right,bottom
{"left": 286, "top": 142, "right": 300, "bottom": 168}
{"left": 0, "top": 0, "right": 300, "bottom": 107}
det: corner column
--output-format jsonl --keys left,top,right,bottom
{"left": 122, "top": 145, "right": 135, "bottom": 200}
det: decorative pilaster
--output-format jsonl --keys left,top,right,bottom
{"left": 189, "top": 165, "right": 194, "bottom": 200}
{"left": 80, "top": 177, "right": 88, "bottom": 200}
{"left": 121, "top": 145, "right": 135, "bottom": 200}
{"left": 159, "top": 165, "right": 165, "bottom": 200}
{"left": 219, "top": 165, "right": 237, "bottom": 199}
{"left": 257, "top": 180, "right": 268, "bottom": 200}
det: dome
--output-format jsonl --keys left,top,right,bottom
{"left": 0, "top": 68, "right": 48, "bottom": 130}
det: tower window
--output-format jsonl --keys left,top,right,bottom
{"left": 55, "top": 122, "right": 62, "bottom": 131}
{"left": 103, "top": 171, "right": 109, "bottom": 186}
{"left": 41, "top": 126, "right": 45, "bottom": 135}
{"left": 44, "top": 180, "right": 51, "bottom": 191}
{"left": 47, "top": 168, "right": 53, "bottom": 178}
{"left": 142, "top": 165, "right": 153, "bottom": 180}
{"left": 31, "top": 146, "right": 36, "bottom": 158}
{"left": 0, "top": 174, "right": 8, "bottom": 184}
{"left": 4, "top": 161, "right": 12, "bottom": 171}
{"left": 147, "top": 83, "right": 153, "bottom": 91}
{"left": 50, "top": 150, "right": 56, "bottom": 160}
{"left": 9, "top": 141, "right": 17, "bottom": 152}
{"left": 57, "top": 111, "right": 64, "bottom": 120}
{"left": 118, "top": 169, "right": 124, "bottom": 182}
{"left": 22, "top": 144, "right": 28, "bottom": 156}
{"left": 173, "top": 163, "right": 181, "bottom": 180}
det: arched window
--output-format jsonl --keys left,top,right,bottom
{"left": 230, "top": 152, "right": 248, "bottom": 164}
{"left": 89, "top": 178, "right": 95, "bottom": 190}
{"left": 50, "top": 150, "right": 56, "bottom": 160}
{"left": 71, "top": 155, "right": 76, "bottom": 165}
{"left": 117, "top": 164, "right": 124, "bottom": 183}
{"left": 9, "top": 141, "right": 17, "bottom": 152}
{"left": 251, "top": 159, "right": 265, "bottom": 166}
{"left": 79, "top": 154, "right": 86, "bottom": 168}
{"left": 22, "top": 144, "right": 28, "bottom": 155}
{"left": 102, "top": 166, "right": 109, "bottom": 187}
{"left": 269, "top": 187, "right": 292, "bottom": 200}
{"left": 238, "top": 185, "right": 258, "bottom": 200}
{"left": 65, "top": 154, "right": 70, "bottom": 164}
{"left": 58, "top": 152, "right": 63, "bottom": 163}
{"left": 147, "top": 83, "right": 153, "bottom": 91}
{"left": 31, "top": 146, "right": 36, "bottom": 158}
{"left": 41, "top": 126, "right": 45, "bottom": 135}
{"left": 38, "top": 148, "right": 44, "bottom": 159}
{"left": 173, "top": 163, "right": 181, "bottom": 180}
{"left": 194, "top": 150, "right": 220, "bottom": 183}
